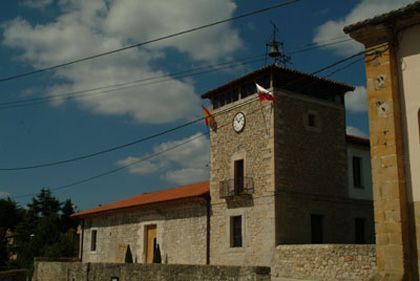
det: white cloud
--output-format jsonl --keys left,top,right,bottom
{"left": 0, "top": 192, "right": 10, "bottom": 199}
{"left": 313, "top": 0, "right": 415, "bottom": 56}
{"left": 22, "top": 0, "right": 54, "bottom": 9}
{"left": 345, "top": 86, "right": 367, "bottom": 113}
{"left": 346, "top": 126, "right": 368, "bottom": 138}
{"left": 2, "top": 0, "right": 242, "bottom": 124}
{"left": 117, "top": 133, "right": 209, "bottom": 185}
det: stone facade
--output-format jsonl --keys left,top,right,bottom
{"left": 272, "top": 244, "right": 376, "bottom": 281}
{"left": 208, "top": 75, "right": 374, "bottom": 267}
{"left": 209, "top": 95, "right": 276, "bottom": 266}
{"left": 32, "top": 260, "right": 271, "bottom": 281}
{"left": 82, "top": 199, "right": 208, "bottom": 265}
{"left": 273, "top": 91, "right": 374, "bottom": 245}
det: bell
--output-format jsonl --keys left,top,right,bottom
{"left": 268, "top": 42, "right": 280, "bottom": 58}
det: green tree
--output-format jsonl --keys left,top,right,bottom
{"left": 0, "top": 198, "right": 23, "bottom": 267}
{"left": 13, "top": 189, "right": 79, "bottom": 269}
{"left": 152, "top": 243, "right": 161, "bottom": 264}
{"left": 124, "top": 245, "right": 133, "bottom": 263}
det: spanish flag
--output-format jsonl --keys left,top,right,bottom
{"left": 202, "top": 105, "right": 217, "bottom": 132}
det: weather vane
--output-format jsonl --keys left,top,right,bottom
{"left": 266, "top": 22, "right": 291, "bottom": 67}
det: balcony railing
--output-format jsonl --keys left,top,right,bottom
{"left": 219, "top": 177, "right": 254, "bottom": 199}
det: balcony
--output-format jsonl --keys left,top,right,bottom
{"left": 219, "top": 177, "right": 254, "bottom": 199}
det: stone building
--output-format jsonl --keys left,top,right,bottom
{"left": 73, "top": 65, "right": 374, "bottom": 269}
{"left": 344, "top": 2, "right": 420, "bottom": 279}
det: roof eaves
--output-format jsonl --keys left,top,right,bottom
{"left": 201, "top": 64, "right": 354, "bottom": 99}
{"left": 344, "top": 1, "right": 420, "bottom": 33}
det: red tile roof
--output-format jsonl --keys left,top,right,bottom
{"left": 72, "top": 181, "right": 209, "bottom": 218}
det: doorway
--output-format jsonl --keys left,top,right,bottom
{"left": 145, "top": 224, "right": 157, "bottom": 264}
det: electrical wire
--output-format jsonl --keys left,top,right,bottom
{"left": 9, "top": 49, "right": 378, "bottom": 199}
{"left": 0, "top": 37, "right": 356, "bottom": 110}
{"left": 0, "top": 50, "right": 369, "bottom": 172}
{"left": 0, "top": 0, "right": 301, "bottom": 83}
{"left": 0, "top": 55, "right": 265, "bottom": 110}
{"left": 11, "top": 103, "right": 268, "bottom": 199}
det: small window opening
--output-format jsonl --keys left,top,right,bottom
{"left": 308, "top": 113, "right": 316, "bottom": 127}
{"left": 355, "top": 218, "right": 366, "bottom": 244}
{"left": 352, "top": 156, "right": 363, "bottom": 188}
{"left": 234, "top": 159, "right": 244, "bottom": 194}
{"left": 90, "top": 230, "right": 97, "bottom": 251}
{"left": 311, "top": 214, "right": 323, "bottom": 244}
{"left": 230, "top": 216, "right": 242, "bottom": 247}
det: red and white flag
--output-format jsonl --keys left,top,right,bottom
{"left": 256, "top": 83, "right": 274, "bottom": 103}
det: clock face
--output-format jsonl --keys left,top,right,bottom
{"left": 233, "top": 112, "right": 246, "bottom": 133}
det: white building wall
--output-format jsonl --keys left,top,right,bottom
{"left": 398, "top": 24, "right": 420, "bottom": 202}
{"left": 347, "top": 145, "right": 372, "bottom": 200}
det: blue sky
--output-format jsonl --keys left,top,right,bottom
{"left": 0, "top": 0, "right": 414, "bottom": 210}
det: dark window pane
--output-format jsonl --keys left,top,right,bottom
{"left": 213, "top": 96, "right": 219, "bottom": 109}
{"left": 355, "top": 218, "right": 366, "bottom": 244}
{"left": 311, "top": 215, "right": 323, "bottom": 244}
{"left": 256, "top": 75, "right": 270, "bottom": 89}
{"left": 308, "top": 114, "right": 316, "bottom": 127}
{"left": 234, "top": 159, "right": 244, "bottom": 194}
{"left": 220, "top": 94, "right": 226, "bottom": 107}
{"left": 225, "top": 92, "right": 232, "bottom": 104}
{"left": 232, "top": 90, "right": 239, "bottom": 102}
{"left": 231, "top": 216, "right": 242, "bottom": 247}
{"left": 353, "top": 156, "right": 363, "bottom": 188}
{"left": 91, "top": 230, "right": 97, "bottom": 251}
{"left": 240, "top": 82, "right": 255, "bottom": 99}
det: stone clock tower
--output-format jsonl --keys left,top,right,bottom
{"left": 201, "top": 65, "right": 375, "bottom": 266}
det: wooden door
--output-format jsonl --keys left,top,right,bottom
{"left": 145, "top": 225, "right": 157, "bottom": 263}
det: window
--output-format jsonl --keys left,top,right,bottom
{"left": 220, "top": 94, "right": 226, "bottom": 107}
{"left": 230, "top": 216, "right": 242, "bottom": 247}
{"left": 212, "top": 96, "right": 219, "bottom": 109}
{"left": 352, "top": 156, "right": 363, "bottom": 188}
{"left": 355, "top": 218, "right": 366, "bottom": 244}
{"left": 234, "top": 159, "right": 244, "bottom": 194}
{"left": 308, "top": 113, "right": 316, "bottom": 127}
{"left": 240, "top": 82, "right": 255, "bottom": 99}
{"left": 311, "top": 215, "right": 323, "bottom": 244}
{"left": 90, "top": 230, "right": 97, "bottom": 251}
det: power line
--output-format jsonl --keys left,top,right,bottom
{"left": 0, "top": 0, "right": 301, "bottom": 83}
{"left": 0, "top": 55, "right": 265, "bottom": 110}
{"left": 0, "top": 51, "right": 367, "bottom": 172}
{"left": 289, "top": 38, "right": 352, "bottom": 55}
{"left": 0, "top": 51, "right": 366, "bottom": 171}
{"left": 0, "top": 117, "right": 203, "bottom": 171}
{"left": 11, "top": 132, "right": 209, "bottom": 199}
{"left": 0, "top": 37, "right": 356, "bottom": 110}
{"left": 9, "top": 51, "right": 373, "bottom": 199}
{"left": 323, "top": 57, "right": 364, "bottom": 78}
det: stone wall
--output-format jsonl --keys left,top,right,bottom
{"left": 0, "top": 269, "right": 28, "bottom": 281}
{"left": 275, "top": 193, "right": 375, "bottom": 244}
{"left": 273, "top": 91, "right": 375, "bottom": 244}
{"left": 82, "top": 198, "right": 208, "bottom": 265}
{"left": 272, "top": 244, "right": 376, "bottom": 281}
{"left": 32, "top": 261, "right": 271, "bottom": 281}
